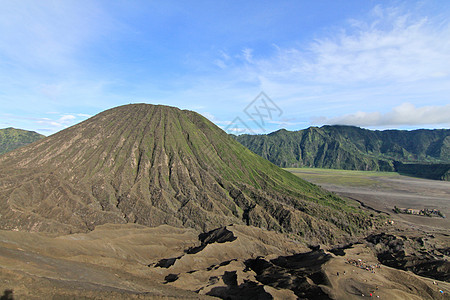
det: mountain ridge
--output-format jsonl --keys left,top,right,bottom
{"left": 0, "top": 127, "right": 45, "bottom": 155}
{"left": 234, "top": 125, "right": 450, "bottom": 172}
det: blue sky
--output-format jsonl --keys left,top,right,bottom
{"left": 1, "top": 0, "right": 449, "bottom": 135}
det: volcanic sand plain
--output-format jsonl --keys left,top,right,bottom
{"left": 286, "top": 168, "right": 450, "bottom": 232}
{"left": 1, "top": 223, "right": 449, "bottom": 299}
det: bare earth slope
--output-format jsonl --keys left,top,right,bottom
{"left": 1, "top": 224, "right": 448, "bottom": 299}
{"left": 0, "top": 104, "right": 371, "bottom": 243}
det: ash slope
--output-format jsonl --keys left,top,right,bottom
{"left": 0, "top": 104, "right": 371, "bottom": 242}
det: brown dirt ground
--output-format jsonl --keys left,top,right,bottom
{"left": 1, "top": 223, "right": 449, "bottom": 299}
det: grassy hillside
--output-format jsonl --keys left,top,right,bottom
{"left": 0, "top": 104, "right": 374, "bottom": 243}
{"left": 0, "top": 127, "right": 44, "bottom": 155}
{"left": 234, "top": 125, "right": 450, "bottom": 172}
{"left": 394, "top": 162, "right": 450, "bottom": 181}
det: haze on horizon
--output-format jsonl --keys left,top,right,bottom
{"left": 0, "top": 0, "right": 449, "bottom": 135}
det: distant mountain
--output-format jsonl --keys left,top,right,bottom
{"left": 234, "top": 125, "right": 450, "bottom": 172}
{"left": 0, "top": 104, "right": 372, "bottom": 243}
{"left": 0, "top": 127, "right": 45, "bottom": 155}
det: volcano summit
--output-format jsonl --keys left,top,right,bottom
{"left": 0, "top": 104, "right": 371, "bottom": 242}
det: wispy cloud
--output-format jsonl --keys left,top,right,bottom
{"left": 2, "top": 113, "right": 90, "bottom": 133}
{"left": 201, "top": 112, "right": 216, "bottom": 122}
{"left": 314, "top": 103, "right": 450, "bottom": 127}
{"left": 304, "top": 6, "right": 450, "bottom": 83}
{"left": 76, "top": 113, "right": 92, "bottom": 118}
{"left": 238, "top": 5, "right": 450, "bottom": 85}
{"left": 242, "top": 48, "right": 254, "bottom": 63}
{"left": 203, "top": 5, "right": 450, "bottom": 130}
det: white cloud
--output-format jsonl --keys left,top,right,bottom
{"left": 201, "top": 112, "right": 216, "bottom": 122}
{"left": 307, "top": 12, "right": 450, "bottom": 83}
{"left": 214, "top": 59, "right": 228, "bottom": 69}
{"left": 213, "top": 50, "right": 232, "bottom": 69}
{"left": 268, "top": 119, "right": 308, "bottom": 127}
{"left": 76, "top": 113, "right": 92, "bottom": 118}
{"left": 219, "top": 50, "right": 231, "bottom": 61}
{"left": 315, "top": 103, "right": 450, "bottom": 127}
{"left": 59, "top": 115, "right": 76, "bottom": 122}
{"left": 36, "top": 114, "right": 77, "bottom": 129}
{"left": 245, "top": 5, "right": 450, "bottom": 86}
{"left": 242, "top": 48, "right": 254, "bottom": 62}
{"left": 225, "top": 127, "right": 248, "bottom": 134}
{"left": 201, "top": 4, "right": 450, "bottom": 130}
{"left": 2, "top": 112, "right": 91, "bottom": 134}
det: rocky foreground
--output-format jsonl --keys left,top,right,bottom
{"left": 0, "top": 223, "right": 448, "bottom": 299}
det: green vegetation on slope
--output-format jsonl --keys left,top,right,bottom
{"left": 0, "top": 104, "right": 375, "bottom": 244}
{"left": 234, "top": 125, "right": 450, "bottom": 174}
{"left": 0, "top": 127, "right": 44, "bottom": 155}
{"left": 394, "top": 162, "right": 450, "bottom": 181}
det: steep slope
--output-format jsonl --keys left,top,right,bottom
{"left": 0, "top": 104, "right": 371, "bottom": 242}
{"left": 0, "top": 127, "right": 44, "bottom": 155}
{"left": 234, "top": 125, "right": 450, "bottom": 171}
